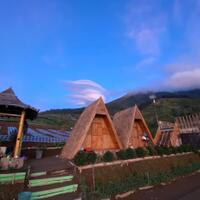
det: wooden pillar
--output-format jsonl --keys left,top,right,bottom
{"left": 14, "top": 110, "right": 26, "bottom": 158}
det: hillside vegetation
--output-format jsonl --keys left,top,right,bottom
{"left": 142, "top": 98, "right": 200, "bottom": 135}
{"left": 31, "top": 89, "right": 200, "bottom": 136}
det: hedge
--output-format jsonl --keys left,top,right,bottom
{"left": 74, "top": 145, "right": 200, "bottom": 166}
{"left": 116, "top": 150, "right": 127, "bottom": 160}
{"left": 74, "top": 150, "right": 97, "bottom": 166}
{"left": 102, "top": 151, "right": 114, "bottom": 162}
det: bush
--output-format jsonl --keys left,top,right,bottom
{"left": 103, "top": 151, "right": 114, "bottom": 162}
{"left": 74, "top": 150, "right": 87, "bottom": 166}
{"left": 86, "top": 151, "right": 97, "bottom": 164}
{"left": 126, "top": 148, "right": 137, "bottom": 159}
{"left": 135, "top": 147, "right": 147, "bottom": 157}
{"left": 116, "top": 150, "right": 127, "bottom": 160}
{"left": 176, "top": 145, "right": 192, "bottom": 153}
{"left": 146, "top": 144, "right": 157, "bottom": 156}
{"left": 170, "top": 146, "right": 178, "bottom": 154}
{"left": 155, "top": 146, "right": 165, "bottom": 156}
{"left": 163, "top": 147, "right": 172, "bottom": 155}
{"left": 74, "top": 150, "right": 97, "bottom": 166}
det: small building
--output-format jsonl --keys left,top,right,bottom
{"left": 176, "top": 113, "right": 200, "bottom": 147}
{"left": 61, "top": 98, "right": 122, "bottom": 160}
{"left": 113, "top": 105, "right": 154, "bottom": 149}
{"left": 0, "top": 87, "right": 38, "bottom": 157}
{"left": 154, "top": 121, "right": 181, "bottom": 147}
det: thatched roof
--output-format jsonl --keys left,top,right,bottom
{"left": 113, "top": 105, "right": 154, "bottom": 148}
{"left": 61, "top": 97, "right": 122, "bottom": 159}
{"left": 0, "top": 88, "right": 38, "bottom": 120}
{"left": 176, "top": 113, "right": 200, "bottom": 134}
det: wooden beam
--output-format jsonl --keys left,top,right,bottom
{"left": 0, "top": 112, "right": 21, "bottom": 117}
{"left": 14, "top": 110, "right": 26, "bottom": 158}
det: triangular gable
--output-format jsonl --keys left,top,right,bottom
{"left": 113, "top": 105, "right": 154, "bottom": 148}
{"left": 154, "top": 121, "right": 181, "bottom": 147}
{"left": 61, "top": 97, "right": 122, "bottom": 159}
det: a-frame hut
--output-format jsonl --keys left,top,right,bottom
{"left": 61, "top": 97, "right": 122, "bottom": 160}
{"left": 113, "top": 105, "right": 154, "bottom": 149}
{"left": 154, "top": 121, "right": 181, "bottom": 147}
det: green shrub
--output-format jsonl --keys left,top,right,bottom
{"left": 146, "top": 144, "right": 157, "bottom": 156}
{"left": 74, "top": 150, "right": 97, "bottom": 166}
{"left": 135, "top": 147, "right": 147, "bottom": 157}
{"left": 86, "top": 151, "right": 97, "bottom": 164}
{"left": 126, "top": 148, "right": 137, "bottom": 159}
{"left": 170, "top": 146, "right": 178, "bottom": 154}
{"left": 177, "top": 144, "right": 192, "bottom": 153}
{"left": 103, "top": 151, "right": 114, "bottom": 162}
{"left": 155, "top": 146, "right": 165, "bottom": 156}
{"left": 191, "top": 146, "right": 199, "bottom": 154}
{"left": 116, "top": 150, "right": 127, "bottom": 160}
{"left": 74, "top": 150, "right": 87, "bottom": 166}
{"left": 163, "top": 147, "right": 172, "bottom": 155}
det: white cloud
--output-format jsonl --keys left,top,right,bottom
{"left": 63, "top": 80, "right": 106, "bottom": 106}
{"left": 164, "top": 68, "right": 200, "bottom": 89}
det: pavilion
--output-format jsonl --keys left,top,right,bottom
{"left": 0, "top": 88, "right": 38, "bottom": 157}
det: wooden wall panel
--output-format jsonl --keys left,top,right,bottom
{"left": 129, "top": 120, "right": 148, "bottom": 148}
{"left": 82, "top": 115, "right": 119, "bottom": 151}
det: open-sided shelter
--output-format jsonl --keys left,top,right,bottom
{"left": 176, "top": 113, "right": 200, "bottom": 147}
{"left": 61, "top": 97, "right": 122, "bottom": 160}
{"left": 0, "top": 88, "right": 38, "bottom": 157}
{"left": 113, "top": 105, "right": 154, "bottom": 149}
{"left": 154, "top": 121, "right": 181, "bottom": 147}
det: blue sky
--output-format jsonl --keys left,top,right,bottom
{"left": 0, "top": 0, "right": 200, "bottom": 110}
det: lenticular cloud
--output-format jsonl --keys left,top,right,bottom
{"left": 63, "top": 80, "right": 106, "bottom": 106}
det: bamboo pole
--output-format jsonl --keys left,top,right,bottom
{"left": 14, "top": 110, "right": 26, "bottom": 158}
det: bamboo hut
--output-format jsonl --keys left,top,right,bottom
{"left": 176, "top": 113, "right": 200, "bottom": 147}
{"left": 154, "top": 121, "right": 181, "bottom": 147}
{"left": 113, "top": 105, "right": 154, "bottom": 149}
{"left": 61, "top": 97, "right": 122, "bottom": 160}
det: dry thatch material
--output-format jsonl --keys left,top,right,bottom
{"left": 113, "top": 105, "right": 154, "bottom": 148}
{"left": 61, "top": 97, "right": 122, "bottom": 159}
{"left": 0, "top": 88, "right": 38, "bottom": 119}
{"left": 154, "top": 121, "right": 181, "bottom": 147}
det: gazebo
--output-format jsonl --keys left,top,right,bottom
{"left": 0, "top": 87, "right": 38, "bottom": 157}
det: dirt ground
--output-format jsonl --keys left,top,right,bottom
{"left": 25, "top": 156, "right": 72, "bottom": 172}
{"left": 123, "top": 172, "right": 200, "bottom": 200}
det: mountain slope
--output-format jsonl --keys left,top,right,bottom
{"left": 31, "top": 89, "right": 200, "bottom": 135}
